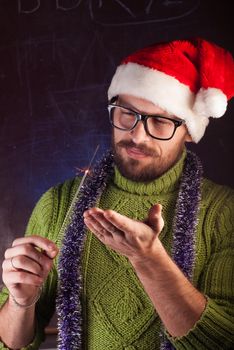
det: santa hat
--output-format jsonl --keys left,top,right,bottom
{"left": 108, "top": 38, "right": 234, "bottom": 143}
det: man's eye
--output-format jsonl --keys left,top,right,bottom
{"left": 121, "top": 110, "right": 135, "bottom": 117}
{"left": 152, "top": 117, "right": 169, "bottom": 124}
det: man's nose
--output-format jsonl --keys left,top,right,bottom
{"left": 130, "top": 121, "right": 150, "bottom": 143}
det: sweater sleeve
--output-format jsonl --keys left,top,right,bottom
{"left": 0, "top": 187, "right": 57, "bottom": 350}
{"left": 0, "top": 177, "right": 80, "bottom": 350}
{"left": 166, "top": 189, "right": 234, "bottom": 349}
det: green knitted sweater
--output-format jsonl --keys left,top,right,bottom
{"left": 0, "top": 151, "right": 234, "bottom": 349}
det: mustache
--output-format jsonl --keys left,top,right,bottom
{"left": 116, "top": 140, "right": 157, "bottom": 157}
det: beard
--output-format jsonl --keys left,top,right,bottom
{"left": 112, "top": 137, "right": 184, "bottom": 182}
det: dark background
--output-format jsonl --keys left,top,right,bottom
{"left": 0, "top": 0, "right": 233, "bottom": 346}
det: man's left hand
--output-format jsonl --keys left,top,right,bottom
{"left": 83, "top": 204, "right": 164, "bottom": 261}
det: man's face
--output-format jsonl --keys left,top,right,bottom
{"left": 112, "top": 94, "right": 192, "bottom": 182}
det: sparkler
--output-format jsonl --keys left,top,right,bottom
{"left": 58, "top": 145, "right": 100, "bottom": 236}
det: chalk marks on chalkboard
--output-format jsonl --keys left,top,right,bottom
{"left": 18, "top": 0, "right": 82, "bottom": 14}
{"left": 56, "top": 0, "right": 82, "bottom": 11}
{"left": 24, "top": 42, "right": 33, "bottom": 117}
{"left": 17, "top": 0, "right": 200, "bottom": 26}
{"left": 88, "top": 0, "right": 200, "bottom": 25}
{"left": 18, "top": 0, "right": 40, "bottom": 14}
{"left": 5, "top": 29, "right": 112, "bottom": 125}
{"left": 14, "top": 39, "right": 35, "bottom": 116}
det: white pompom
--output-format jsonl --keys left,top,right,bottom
{"left": 193, "top": 87, "right": 227, "bottom": 118}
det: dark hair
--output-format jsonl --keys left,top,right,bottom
{"left": 109, "top": 95, "right": 118, "bottom": 104}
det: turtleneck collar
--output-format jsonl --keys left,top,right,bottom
{"left": 113, "top": 149, "right": 187, "bottom": 196}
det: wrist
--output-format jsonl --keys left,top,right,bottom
{"left": 129, "top": 238, "right": 166, "bottom": 268}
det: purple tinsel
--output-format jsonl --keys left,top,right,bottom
{"left": 160, "top": 150, "right": 202, "bottom": 350}
{"left": 172, "top": 150, "right": 202, "bottom": 280}
{"left": 56, "top": 151, "right": 114, "bottom": 349}
{"left": 56, "top": 150, "right": 202, "bottom": 350}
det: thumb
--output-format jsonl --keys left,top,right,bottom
{"left": 147, "top": 204, "right": 164, "bottom": 234}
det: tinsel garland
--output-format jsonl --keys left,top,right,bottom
{"left": 56, "top": 151, "right": 114, "bottom": 349}
{"left": 56, "top": 149, "right": 202, "bottom": 350}
{"left": 160, "top": 150, "right": 203, "bottom": 350}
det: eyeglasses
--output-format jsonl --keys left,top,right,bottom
{"left": 107, "top": 104, "right": 185, "bottom": 141}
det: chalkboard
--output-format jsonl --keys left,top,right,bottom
{"left": 0, "top": 0, "right": 233, "bottom": 285}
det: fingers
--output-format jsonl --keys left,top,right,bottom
{"left": 4, "top": 254, "right": 47, "bottom": 277}
{"left": 5, "top": 242, "right": 48, "bottom": 266}
{"left": 2, "top": 255, "right": 44, "bottom": 299}
{"left": 84, "top": 208, "right": 133, "bottom": 234}
{"left": 84, "top": 211, "right": 111, "bottom": 240}
{"left": 3, "top": 268, "right": 43, "bottom": 287}
{"left": 2, "top": 235, "right": 58, "bottom": 299}
{"left": 84, "top": 207, "right": 164, "bottom": 260}
{"left": 84, "top": 209, "right": 123, "bottom": 242}
{"left": 148, "top": 203, "right": 162, "bottom": 217}
{"left": 10, "top": 257, "right": 18, "bottom": 270}
{"left": 84, "top": 205, "right": 164, "bottom": 245}
{"left": 11, "top": 235, "right": 58, "bottom": 259}
{"left": 147, "top": 204, "right": 164, "bottom": 233}
{"left": 4, "top": 237, "right": 58, "bottom": 276}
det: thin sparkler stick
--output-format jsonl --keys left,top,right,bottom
{"left": 58, "top": 145, "right": 100, "bottom": 236}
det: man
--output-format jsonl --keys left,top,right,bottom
{"left": 0, "top": 37, "right": 233, "bottom": 349}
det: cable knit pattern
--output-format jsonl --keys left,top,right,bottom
{"left": 0, "top": 152, "right": 233, "bottom": 349}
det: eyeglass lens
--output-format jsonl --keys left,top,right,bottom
{"left": 109, "top": 105, "right": 177, "bottom": 140}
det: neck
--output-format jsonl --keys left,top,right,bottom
{"left": 113, "top": 149, "right": 187, "bottom": 196}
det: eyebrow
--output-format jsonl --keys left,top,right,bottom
{"left": 117, "top": 99, "right": 156, "bottom": 115}
{"left": 117, "top": 99, "right": 141, "bottom": 112}
{"left": 117, "top": 98, "right": 177, "bottom": 119}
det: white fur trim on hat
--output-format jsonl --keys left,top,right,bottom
{"left": 108, "top": 62, "right": 209, "bottom": 143}
{"left": 193, "top": 87, "right": 227, "bottom": 118}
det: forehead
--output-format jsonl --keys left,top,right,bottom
{"left": 117, "top": 94, "right": 171, "bottom": 117}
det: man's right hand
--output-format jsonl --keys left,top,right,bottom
{"left": 2, "top": 235, "right": 58, "bottom": 305}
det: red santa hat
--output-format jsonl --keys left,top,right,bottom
{"left": 108, "top": 38, "right": 234, "bottom": 143}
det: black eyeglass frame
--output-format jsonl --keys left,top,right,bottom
{"left": 107, "top": 103, "right": 186, "bottom": 141}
